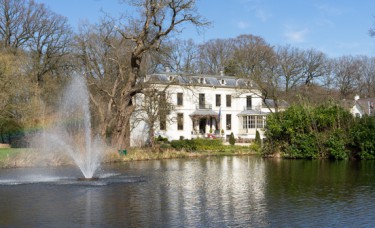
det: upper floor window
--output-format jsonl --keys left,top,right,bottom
{"left": 177, "top": 93, "right": 183, "bottom": 106}
{"left": 226, "top": 95, "right": 231, "bottom": 107}
{"left": 246, "top": 96, "right": 252, "bottom": 110}
{"left": 216, "top": 94, "right": 221, "bottom": 107}
{"left": 177, "top": 113, "right": 184, "bottom": 130}
{"left": 199, "top": 93, "right": 205, "bottom": 109}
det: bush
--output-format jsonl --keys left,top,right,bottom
{"left": 262, "top": 103, "right": 355, "bottom": 159}
{"left": 170, "top": 139, "right": 197, "bottom": 151}
{"left": 350, "top": 116, "right": 375, "bottom": 159}
{"left": 229, "top": 132, "right": 235, "bottom": 146}
{"left": 170, "top": 138, "right": 223, "bottom": 151}
{"left": 324, "top": 129, "right": 350, "bottom": 160}
{"left": 255, "top": 130, "right": 261, "bottom": 147}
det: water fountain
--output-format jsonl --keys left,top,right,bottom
{"left": 37, "top": 75, "right": 104, "bottom": 179}
{"left": 0, "top": 75, "right": 145, "bottom": 186}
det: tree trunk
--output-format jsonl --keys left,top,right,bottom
{"left": 113, "top": 66, "right": 139, "bottom": 149}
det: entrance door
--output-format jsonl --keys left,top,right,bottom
{"left": 199, "top": 118, "right": 206, "bottom": 134}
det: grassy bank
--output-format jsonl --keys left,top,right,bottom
{"left": 0, "top": 145, "right": 259, "bottom": 168}
{"left": 0, "top": 148, "right": 27, "bottom": 166}
{"left": 110, "top": 145, "right": 259, "bottom": 162}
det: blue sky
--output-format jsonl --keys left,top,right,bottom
{"left": 35, "top": 0, "right": 375, "bottom": 58}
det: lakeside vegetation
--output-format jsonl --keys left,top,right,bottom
{"left": 0, "top": 141, "right": 259, "bottom": 168}
{"left": 262, "top": 103, "right": 375, "bottom": 160}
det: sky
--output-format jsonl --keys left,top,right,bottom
{"left": 35, "top": 0, "right": 375, "bottom": 58}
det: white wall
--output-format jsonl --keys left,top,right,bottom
{"left": 130, "top": 83, "right": 265, "bottom": 146}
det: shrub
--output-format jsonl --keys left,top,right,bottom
{"left": 229, "top": 132, "right": 235, "bottom": 146}
{"left": 351, "top": 116, "right": 375, "bottom": 159}
{"left": 262, "top": 103, "right": 354, "bottom": 159}
{"left": 255, "top": 130, "right": 261, "bottom": 147}
{"left": 325, "top": 130, "right": 349, "bottom": 160}
{"left": 170, "top": 139, "right": 197, "bottom": 151}
{"left": 170, "top": 138, "right": 223, "bottom": 151}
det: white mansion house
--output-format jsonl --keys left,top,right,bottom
{"left": 131, "top": 71, "right": 278, "bottom": 147}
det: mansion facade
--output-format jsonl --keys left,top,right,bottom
{"left": 130, "top": 71, "right": 277, "bottom": 147}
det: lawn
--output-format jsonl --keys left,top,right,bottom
{"left": 0, "top": 148, "right": 25, "bottom": 165}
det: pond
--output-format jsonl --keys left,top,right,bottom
{"left": 0, "top": 156, "right": 375, "bottom": 227}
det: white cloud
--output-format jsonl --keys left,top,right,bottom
{"left": 255, "top": 8, "right": 271, "bottom": 22}
{"left": 283, "top": 28, "right": 309, "bottom": 43}
{"left": 316, "top": 4, "right": 344, "bottom": 16}
{"left": 237, "top": 21, "right": 250, "bottom": 29}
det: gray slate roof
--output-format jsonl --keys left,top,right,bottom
{"left": 146, "top": 73, "right": 253, "bottom": 88}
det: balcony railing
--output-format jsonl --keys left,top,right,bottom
{"left": 197, "top": 104, "right": 212, "bottom": 110}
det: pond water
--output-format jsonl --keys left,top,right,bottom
{"left": 0, "top": 156, "right": 375, "bottom": 227}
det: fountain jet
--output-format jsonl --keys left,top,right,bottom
{"left": 36, "top": 76, "right": 104, "bottom": 179}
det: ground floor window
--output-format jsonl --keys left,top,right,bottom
{"left": 160, "top": 114, "right": 166, "bottom": 130}
{"left": 242, "top": 115, "right": 266, "bottom": 129}
{"left": 226, "top": 114, "right": 231, "bottom": 130}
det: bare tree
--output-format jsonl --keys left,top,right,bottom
{"left": 150, "top": 38, "right": 199, "bottom": 73}
{"left": 332, "top": 55, "right": 362, "bottom": 99}
{"left": 275, "top": 45, "right": 305, "bottom": 93}
{"left": 197, "top": 38, "right": 234, "bottom": 74}
{"left": 132, "top": 85, "right": 174, "bottom": 149}
{"left": 75, "top": 0, "right": 208, "bottom": 149}
{"left": 228, "top": 34, "right": 273, "bottom": 77}
{"left": 357, "top": 56, "right": 375, "bottom": 98}
{"left": 302, "top": 48, "right": 329, "bottom": 86}
{"left": 27, "top": 8, "right": 72, "bottom": 85}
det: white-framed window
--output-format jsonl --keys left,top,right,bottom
{"left": 242, "top": 115, "right": 266, "bottom": 129}
{"left": 177, "top": 113, "right": 184, "bottom": 130}
{"left": 177, "top": 93, "right": 183, "bottom": 106}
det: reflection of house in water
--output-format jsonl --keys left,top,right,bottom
{"left": 131, "top": 70, "right": 286, "bottom": 147}
{"left": 342, "top": 95, "right": 375, "bottom": 118}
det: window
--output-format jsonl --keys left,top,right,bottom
{"left": 160, "top": 114, "right": 166, "bottom": 130}
{"left": 249, "top": 116, "right": 256, "bottom": 128}
{"left": 257, "top": 116, "right": 265, "bottom": 128}
{"left": 226, "top": 114, "right": 231, "bottom": 130}
{"left": 243, "top": 115, "right": 266, "bottom": 129}
{"left": 177, "top": 93, "right": 183, "bottom": 106}
{"left": 246, "top": 96, "right": 252, "bottom": 110}
{"left": 226, "top": 95, "right": 231, "bottom": 107}
{"left": 177, "top": 113, "right": 184, "bottom": 130}
{"left": 199, "top": 77, "right": 205, "bottom": 84}
{"left": 199, "top": 93, "right": 205, "bottom": 109}
{"left": 216, "top": 94, "right": 221, "bottom": 107}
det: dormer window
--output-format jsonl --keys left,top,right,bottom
{"left": 220, "top": 79, "right": 226, "bottom": 85}
{"left": 169, "top": 75, "right": 175, "bottom": 81}
{"left": 199, "top": 77, "right": 205, "bottom": 84}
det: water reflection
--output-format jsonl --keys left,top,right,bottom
{"left": 1, "top": 157, "right": 375, "bottom": 227}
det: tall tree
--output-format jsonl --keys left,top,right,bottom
{"left": 357, "top": 56, "right": 375, "bottom": 98}
{"left": 275, "top": 45, "right": 305, "bottom": 93}
{"left": 76, "top": 0, "right": 208, "bottom": 149}
{"left": 198, "top": 38, "right": 234, "bottom": 74}
{"left": 332, "top": 55, "right": 362, "bottom": 99}
{"left": 152, "top": 38, "right": 199, "bottom": 74}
